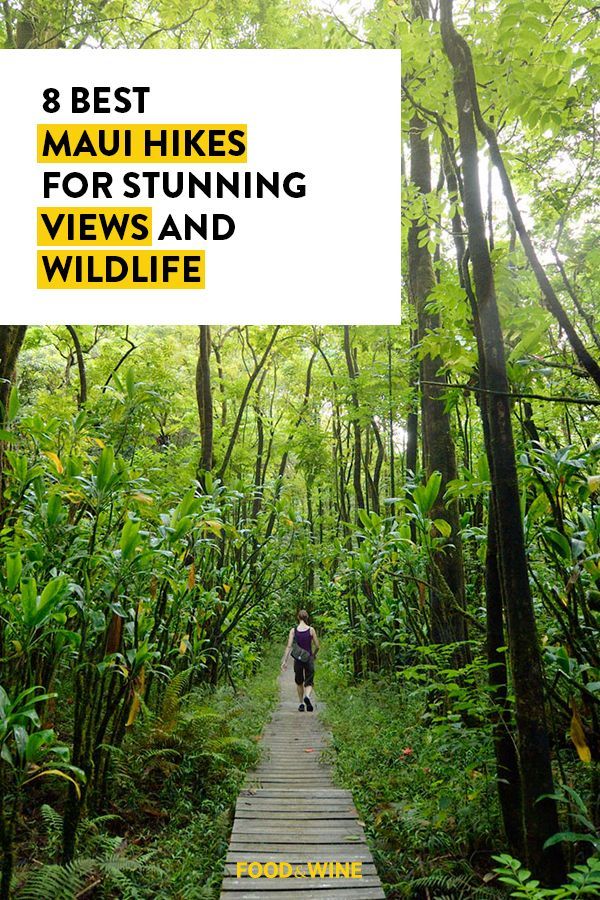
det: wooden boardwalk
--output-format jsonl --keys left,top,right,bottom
{"left": 220, "top": 672, "right": 385, "bottom": 900}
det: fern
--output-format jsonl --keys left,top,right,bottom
{"left": 409, "top": 872, "right": 503, "bottom": 899}
{"left": 17, "top": 859, "right": 94, "bottom": 900}
{"left": 17, "top": 853, "right": 151, "bottom": 900}
{"left": 41, "top": 804, "right": 63, "bottom": 836}
{"left": 160, "top": 668, "right": 193, "bottom": 731}
{"left": 40, "top": 804, "right": 63, "bottom": 860}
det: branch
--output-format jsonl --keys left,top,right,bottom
{"left": 102, "top": 327, "right": 137, "bottom": 391}
{"left": 449, "top": 10, "right": 600, "bottom": 392}
{"left": 217, "top": 326, "right": 280, "bottom": 480}
{"left": 325, "top": 6, "right": 375, "bottom": 47}
{"left": 419, "top": 379, "right": 600, "bottom": 406}
{"left": 138, "top": 2, "right": 211, "bottom": 48}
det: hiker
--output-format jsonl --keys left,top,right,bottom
{"left": 281, "top": 610, "right": 320, "bottom": 712}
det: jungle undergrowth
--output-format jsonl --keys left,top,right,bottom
{"left": 318, "top": 650, "right": 506, "bottom": 899}
{"left": 14, "top": 646, "right": 281, "bottom": 899}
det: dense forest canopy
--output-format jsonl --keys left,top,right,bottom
{"left": 1, "top": 0, "right": 600, "bottom": 898}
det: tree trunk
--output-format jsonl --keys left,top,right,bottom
{"left": 212, "top": 338, "right": 228, "bottom": 426}
{"left": 440, "top": 0, "right": 565, "bottom": 882}
{"left": 264, "top": 352, "right": 316, "bottom": 540}
{"left": 486, "top": 494, "right": 525, "bottom": 855}
{"left": 387, "top": 330, "right": 397, "bottom": 514}
{"left": 367, "top": 418, "right": 384, "bottom": 515}
{"left": 0, "top": 326, "right": 26, "bottom": 424}
{"left": 444, "top": 130, "right": 526, "bottom": 856}
{"left": 217, "top": 326, "right": 280, "bottom": 481}
{"left": 251, "top": 370, "right": 267, "bottom": 519}
{"left": 66, "top": 325, "right": 87, "bottom": 407}
{"left": 0, "top": 326, "right": 27, "bottom": 518}
{"left": 406, "top": 7, "right": 469, "bottom": 656}
{"left": 196, "top": 325, "right": 214, "bottom": 475}
{"left": 343, "top": 326, "right": 365, "bottom": 513}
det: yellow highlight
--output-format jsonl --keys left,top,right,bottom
{"left": 37, "top": 250, "right": 205, "bottom": 289}
{"left": 37, "top": 207, "right": 152, "bottom": 246}
{"left": 37, "top": 124, "right": 247, "bottom": 163}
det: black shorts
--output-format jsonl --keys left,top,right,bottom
{"left": 294, "top": 656, "right": 314, "bottom": 687}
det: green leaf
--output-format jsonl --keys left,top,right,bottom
{"left": 125, "top": 367, "right": 136, "bottom": 398}
{"left": 543, "top": 830, "right": 597, "bottom": 849}
{"left": 20, "top": 576, "right": 68, "bottom": 630}
{"left": 95, "top": 446, "right": 115, "bottom": 494}
{"left": 358, "top": 508, "right": 373, "bottom": 530}
{"left": 35, "top": 576, "right": 69, "bottom": 628}
{"left": 120, "top": 518, "right": 141, "bottom": 561}
{"left": 414, "top": 471, "right": 442, "bottom": 515}
{"left": 20, "top": 577, "right": 38, "bottom": 627}
{"left": 6, "top": 551, "right": 22, "bottom": 592}
{"left": 24, "top": 729, "right": 56, "bottom": 763}
{"left": 46, "top": 493, "right": 63, "bottom": 527}
{"left": 432, "top": 518, "right": 452, "bottom": 538}
{"left": 544, "top": 528, "right": 571, "bottom": 560}
{"left": 7, "top": 386, "right": 19, "bottom": 423}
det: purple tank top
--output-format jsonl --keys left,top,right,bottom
{"left": 295, "top": 626, "right": 312, "bottom": 656}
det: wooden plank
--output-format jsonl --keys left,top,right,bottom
{"left": 253, "top": 769, "right": 332, "bottom": 775}
{"left": 235, "top": 809, "right": 358, "bottom": 818}
{"left": 238, "top": 795, "right": 351, "bottom": 802}
{"left": 239, "top": 790, "right": 350, "bottom": 798}
{"left": 236, "top": 801, "right": 355, "bottom": 810}
{"left": 222, "top": 876, "right": 383, "bottom": 890}
{"left": 232, "top": 819, "right": 364, "bottom": 841}
{"left": 248, "top": 780, "right": 334, "bottom": 785}
{"left": 235, "top": 813, "right": 358, "bottom": 822}
{"left": 232, "top": 828, "right": 363, "bottom": 838}
{"left": 232, "top": 825, "right": 362, "bottom": 834}
{"left": 232, "top": 820, "right": 362, "bottom": 831}
{"left": 252, "top": 773, "right": 332, "bottom": 778}
{"left": 235, "top": 808, "right": 356, "bottom": 816}
{"left": 231, "top": 828, "right": 362, "bottom": 847}
{"left": 227, "top": 852, "right": 374, "bottom": 864}
{"left": 221, "top": 890, "right": 385, "bottom": 900}
{"left": 246, "top": 779, "right": 337, "bottom": 785}
{"left": 250, "top": 772, "right": 333, "bottom": 778}
{"left": 255, "top": 763, "right": 330, "bottom": 768}
{"left": 227, "top": 843, "right": 374, "bottom": 855}
{"left": 236, "top": 791, "right": 354, "bottom": 812}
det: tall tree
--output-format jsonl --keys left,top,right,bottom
{"left": 0, "top": 326, "right": 27, "bottom": 519}
{"left": 443, "top": 141, "right": 524, "bottom": 856}
{"left": 65, "top": 325, "right": 87, "bottom": 408}
{"left": 196, "top": 325, "right": 214, "bottom": 475}
{"left": 217, "top": 326, "right": 280, "bottom": 481}
{"left": 440, "top": 0, "right": 565, "bottom": 882}
{"left": 343, "top": 326, "right": 365, "bottom": 513}
{"left": 407, "top": 0, "right": 468, "bottom": 658}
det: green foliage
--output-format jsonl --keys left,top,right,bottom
{"left": 16, "top": 855, "right": 148, "bottom": 900}
{"left": 319, "top": 653, "right": 501, "bottom": 897}
{"left": 0, "top": 684, "right": 83, "bottom": 788}
{"left": 493, "top": 853, "right": 600, "bottom": 898}
{"left": 119, "top": 648, "right": 280, "bottom": 897}
{"left": 540, "top": 784, "right": 600, "bottom": 854}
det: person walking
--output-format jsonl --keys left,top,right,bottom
{"left": 281, "top": 610, "right": 320, "bottom": 711}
